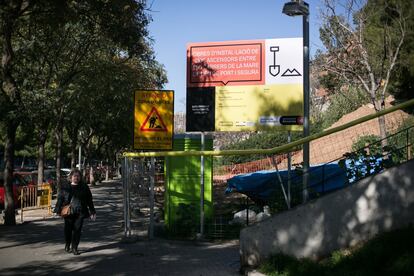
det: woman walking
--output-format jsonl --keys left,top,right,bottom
{"left": 55, "top": 169, "right": 96, "bottom": 255}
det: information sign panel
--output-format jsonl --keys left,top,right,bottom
{"left": 186, "top": 38, "right": 303, "bottom": 132}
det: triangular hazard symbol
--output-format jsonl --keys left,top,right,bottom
{"left": 140, "top": 107, "right": 168, "bottom": 132}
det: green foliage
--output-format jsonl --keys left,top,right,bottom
{"left": 14, "top": 123, "right": 37, "bottom": 158}
{"left": 339, "top": 133, "right": 407, "bottom": 184}
{"left": 362, "top": 0, "right": 405, "bottom": 79}
{"left": 320, "top": 87, "right": 370, "bottom": 129}
{"left": 259, "top": 253, "right": 322, "bottom": 276}
{"left": 259, "top": 226, "right": 414, "bottom": 276}
{"left": 397, "top": 116, "right": 414, "bottom": 132}
{"left": 318, "top": 0, "right": 409, "bottom": 117}
{"left": 387, "top": 117, "right": 414, "bottom": 162}
{"left": 318, "top": 72, "right": 341, "bottom": 94}
{"left": 0, "top": 0, "right": 167, "bottom": 166}
{"left": 340, "top": 149, "right": 384, "bottom": 183}
{"left": 365, "top": 0, "right": 414, "bottom": 108}
{"left": 351, "top": 135, "right": 381, "bottom": 153}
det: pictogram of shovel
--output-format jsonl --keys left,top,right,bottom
{"left": 269, "top": 46, "right": 280, "bottom": 77}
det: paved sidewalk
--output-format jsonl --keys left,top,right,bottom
{"left": 0, "top": 180, "right": 241, "bottom": 275}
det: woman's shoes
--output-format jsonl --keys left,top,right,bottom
{"left": 65, "top": 244, "right": 80, "bottom": 255}
{"left": 72, "top": 248, "right": 80, "bottom": 255}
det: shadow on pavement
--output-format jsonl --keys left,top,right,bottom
{"left": 0, "top": 180, "right": 240, "bottom": 276}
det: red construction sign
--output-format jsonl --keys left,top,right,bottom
{"left": 140, "top": 107, "right": 168, "bottom": 132}
{"left": 187, "top": 40, "right": 265, "bottom": 87}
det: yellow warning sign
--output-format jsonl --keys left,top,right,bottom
{"left": 134, "top": 90, "right": 174, "bottom": 150}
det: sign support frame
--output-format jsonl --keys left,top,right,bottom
{"left": 198, "top": 132, "right": 205, "bottom": 239}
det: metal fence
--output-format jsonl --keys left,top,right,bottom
{"left": 122, "top": 99, "right": 414, "bottom": 240}
{"left": 123, "top": 157, "right": 164, "bottom": 239}
{"left": 210, "top": 117, "right": 414, "bottom": 238}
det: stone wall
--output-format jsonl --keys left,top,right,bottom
{"left": 240, "top": 159, "right": 414, "bottom": 268}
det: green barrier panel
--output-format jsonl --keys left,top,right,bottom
{"left": 164, "top": 134, "right": 214, "bottom": 236}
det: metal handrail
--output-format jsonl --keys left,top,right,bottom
{"left": 124, "top": 98, "right": 414, "bottom": 158}
{"left": 276, "top": 124, "right": 414, "bottom": 208}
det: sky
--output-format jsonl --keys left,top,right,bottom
{"left": 148, "top": 0, "right": 325, "bottom": 113}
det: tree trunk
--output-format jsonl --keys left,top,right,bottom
{"left": 37, "top": 129, "right": 48, "bottom": 185}
{"left": 105, "top": 165, "right": 109, "bottom": 181}
{"left": 89, "top": 166, "right": 95, "bottom": 186}
{"left": 37, "top": 143, "right": 45, "bottom": 185}
{"left": 55, "top": 121, "right": 63, "bottom": 194}
{"left": 85, "top": 140, "right": 91, "bottom": 169}
{"left": 375, "top": 100, "right": 388, "bottom": 148}
{"left": 378, "top": 115, "right": 388, "bottom": 148}
{"left": 66, "top": 124, "right": 80, "bottom": 170}
{"left": 70, "top": 140, "right": 77, "bottom": 170}
{"left": 3, "top": 120, "right": 18, "bottom": 225}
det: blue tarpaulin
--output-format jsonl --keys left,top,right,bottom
{"left": 225, "top": 163, "right": 348, "bottom": 204}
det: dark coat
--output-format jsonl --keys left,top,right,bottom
{"left": 54, "top": 182, "right": 96, "bottom": 218}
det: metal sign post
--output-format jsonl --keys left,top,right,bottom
{"left": 282, "top": 0, "right": 310, "bottom": 203}
{"left": 122, "top": 157, "right": 128, "bottom": 237}
{"left": 149, "top": 157, "right": 155, "bottom": 240}
{"left": 287, "top": 131, "right": 292, "bottom": 206}
{"left": 199, "top": 132, "right": 205, "bottom": 238}
{"left": 302, "top": 6, "right": 310, "bottom": 203}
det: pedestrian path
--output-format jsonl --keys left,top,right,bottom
{"left": 0, "top": 179, "right": 241, "bottom": 275}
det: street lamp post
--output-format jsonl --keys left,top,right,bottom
{"left": 283, "top": 0, "right": 310, "bottom": 203}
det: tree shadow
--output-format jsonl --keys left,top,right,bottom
{"left": 214, "top": 85, "right": 303, "bottom": 132}
{"left": 240, "top": 159, "right": 414, "bottom": 268}
{"left": 1, "top": 180, "right": 241, "bottom": 275}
